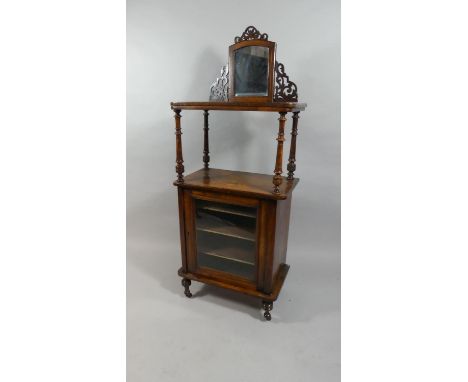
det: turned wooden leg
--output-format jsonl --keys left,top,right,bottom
{"left": 287, "top": 111, "right": 300, "bottom": 180}
{"left": 203, "top": 110, "right": 210, "bottom": 169}
{"left": 273, "top": 112, "right": 287, "bottom": 193}
{"left": 174, "top": 109, "right": 184, "bottom": 184}
{"left": 181, "top": 278, "right": 192, "bottom": 298}
{"left": 262, "top": 300, "right": 273, "bottom": 321}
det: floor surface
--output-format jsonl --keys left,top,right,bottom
{"left": 127, "top": 202, "right": 340, "bottom": 382}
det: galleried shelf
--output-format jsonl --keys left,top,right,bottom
{"left": 171, "top": 26, "right": 307, "bottom": 321}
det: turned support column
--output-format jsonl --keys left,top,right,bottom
{"left": 203, "top": 110, "right": 210, "bottom": 168}
{"left": 174, "top": 109, "right": 184, "bottom": 184}
{"left": 287, "top": 111, "right": 300, "bottom": 180}
{"left": 273, "top": 112, "right": 287, "bottom": 193}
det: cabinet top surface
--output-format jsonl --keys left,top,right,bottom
{"left": 171, "top": 101, "right": 307, "bottom": 112}
{"left": 174, "top": 168, "right": 299, "bottom": 200}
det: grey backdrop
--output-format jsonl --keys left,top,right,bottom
{"left": 127, "top": 0, "right": 340, "bottom": 381}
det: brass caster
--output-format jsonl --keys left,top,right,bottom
{"left": 262, "top": 300, "right": 273, "bottom": 321}
{"left": 181, "top": 278, "right": 192, "bottom": 298}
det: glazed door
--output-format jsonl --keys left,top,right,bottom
{"left": 185, "top": 191, "right": 262, "bottom": 286}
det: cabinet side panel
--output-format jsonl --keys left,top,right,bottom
{"left": 183, "top": 190, "right": 198, "bottom": 272}
{"left": 177, "top": 187, "right": 188, "bottom": 272}
{"left": 272, "top": 196, "right": 292, "bottom": 281}
{"left": 259, "top": 199, "right": 277, "bottom": 294}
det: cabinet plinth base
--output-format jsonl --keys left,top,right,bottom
{"left": 177, "top": 263, "right": 289, "bottom": 302}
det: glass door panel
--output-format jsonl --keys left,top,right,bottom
{"left": 194, "top": 199, "right": 257, "bottom": 280}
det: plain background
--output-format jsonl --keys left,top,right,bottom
{"left": 3, "top": 1, "right": 468, "bottom": 382}
{"left": 127, "top": 0, "right": 340, "bottom": 381}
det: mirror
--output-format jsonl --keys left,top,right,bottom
{"left": 234, "top": 46, "right": 269, "bottom": 97}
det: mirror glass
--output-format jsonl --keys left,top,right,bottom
{"left": 234, "top": 46, "right": 269, "bottom": 97}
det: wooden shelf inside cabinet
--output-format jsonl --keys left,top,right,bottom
{"left": 197, "top": 231, "right": 256, "bottom": 264}
{"left": 197, "top": 252, "right": 255, "bottom": 281}
{"left": 196, "top": 218, "right": 256, "bottom": 242}
{"left": 199, "top": 205, "right": 257, "bottom": 219}
{"left": 171, "top": 25, "right": 308, "bottom": 321}
{"left": 199, "top": 249, "right": 255, "bottom": 266}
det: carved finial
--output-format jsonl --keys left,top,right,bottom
{"left": 235, "top": 26, "right": 269, "bottom": 43}
{"left": 274, "top": 62, "right": 298, "bottom": 102}
{"left": 209, "top": 65, "right": 229, "bottom": 101}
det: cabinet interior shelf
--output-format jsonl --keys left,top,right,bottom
{"left": 200, "top": 205, "right": 256, "bottom": 219}
{"left": 199, "top": 250, "right": 255, "bottom": 266}
{"left": 196, "top": 220, "right": 256, "bottom": 242}
{"left": 198, "top": 251, "right": 255, "bottom": 280}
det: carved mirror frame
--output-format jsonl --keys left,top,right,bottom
{"left": 228, "top": 39, "right": 276, "bottom": 102}
{"left": 210, "top": 26, "right": 299, "bottom": 103}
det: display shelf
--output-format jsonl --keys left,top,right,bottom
{"left": 196, "top": 218, "right": 256, "bottom": 242}
{"left": 177, "top": 168, "right": 299, "bottom": 201}
{"left": 198, "top": 252, "right": 255, "bottom": 280}
{"left": 197, "top": 239, "right": 255, "bottom": 265}
{"left": 170, "top": 101, "right": 307, "bottom": 112}
{"left": 199, "top": 204, "right": 257, "bottom": 219}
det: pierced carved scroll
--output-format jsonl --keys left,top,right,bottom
{"left": 274, "top": 62, "right": 298, "bottom": 102}
{"left": 209, "top": 65, "right": 229, "bottom": 101}
{"left": 234, "top": 26, "right": 269, "bottom": 43}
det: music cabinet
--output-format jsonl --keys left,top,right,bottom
{"left": 171, "top": 26, "right": 307, "bottom": 321}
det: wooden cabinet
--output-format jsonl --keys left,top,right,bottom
{"left": 171, "top": 26, "right": 307, "bottom": 320}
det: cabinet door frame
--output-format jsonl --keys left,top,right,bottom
{"left": 184, "top": 189, "right": 264, "bottom": 289}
